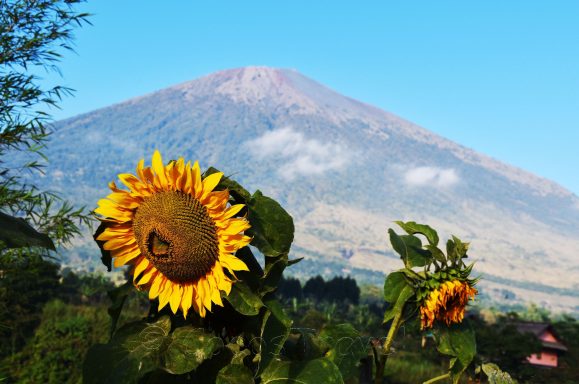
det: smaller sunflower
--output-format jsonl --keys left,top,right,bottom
{"left": 419, "top": 279, "right": 477, "bottom": 329}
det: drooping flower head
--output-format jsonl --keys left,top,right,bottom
{"left": 419, "top": 279, "right": 477, "bottom": 329}
{"left": 94, "top": 150, "right": 251, "bottom": 318}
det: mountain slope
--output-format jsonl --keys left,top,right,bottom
{"left": 41, "top": 66, "right": 579, "bottom": 311}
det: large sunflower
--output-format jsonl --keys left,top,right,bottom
{"left": 419, "top": 279, "right": 477, "bottom": 329}
{"left": 95, "top": 150, "right": 251, "bottom": 318}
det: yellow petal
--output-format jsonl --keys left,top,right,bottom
{"left": 222, "top": 204, "right": 245, "bottom": 219}
{"left": 113, "top": 247, "right": 141, "bottom": 267}
{"left": 220, "top": 254, "right": 249, "bottom": 272}
{"left": 149, "top": 275, "right": 163, "bottom": 299}
{"left": 138, "top": 268, "right": 156, "bottom": 286}
{"left": 103, "top": 235, "right": 135, "bottom": 251}
{"left": 191, "top": 161, "right": 202, "bottom": 198}
{"left": 96, "top": 227, "right": 132, "bottom": 241}
{"left": 201, "top": 172, "right": 223, "bottom": 199}
{"left": 169, "top": 284, "right": 183, "bottom": 314}
{"left": 181, "top": 284, "right": 193, "bottom": 317}
{"left": 118, "top": 173, "right": 148, "bottom": 194}
{"left": 95, "top": 204, "right": 132, "bottom": 222}
{"left": 158, "top": 282, "right": 172, "bottom": 310}
{"left": 210, "top": 275, "right": 223, "bottom": 307}
{"left": 220, "top": 219, "right": 251, "bottom": 235}
{"left": 201, "top": 277, "right": 212, "bottom": 311}
{"left": 152, "top": 150, "right": 168, "bottom": 188}
{"left": 133, "top": 258, "right": 149, "bottom": 282}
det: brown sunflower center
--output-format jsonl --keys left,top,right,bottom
{"left": 132, "top": 191, "right": 219, "bottom": 283}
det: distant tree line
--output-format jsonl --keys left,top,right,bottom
{"left": 277, "top": 275, "right": 360, "bottom": 305}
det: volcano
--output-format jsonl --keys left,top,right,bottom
{"left": 42, "top": 67, "right": 579, "bottom": 312}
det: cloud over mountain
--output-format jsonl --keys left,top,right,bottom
{"left": 404, "top": 166, "right": 459, "bottom": 188}
{"left": 246, "top": 127, "right": 350, "bottom": 180}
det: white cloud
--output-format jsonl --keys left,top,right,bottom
{"left": 404, "top": 166, "right": 459, "bottom": 188}
{"left": 246, "top": 127, "right": 349, "bottom": 179}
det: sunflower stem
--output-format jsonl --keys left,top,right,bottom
{"left": 374, "top": 303, "right": 405, "bottom": 384}
{"left": 422, "top": 373, "right": 451, "bottom": 384}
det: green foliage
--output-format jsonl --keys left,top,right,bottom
{"left": 303, "top": 275, "right": 360, "bottom": 304}
{"left": 6, "top": 300, "right": 109, "bottom": 384}
{"left": 0, "top": 211, "right": 55, "bottom": 250}
{"left": 479, "top": 363, "right": 516, "bottom": 384}
{"left": 0, "top": 0, "right": 92, "bottom": 252}
{"left": 319, "top": 323, "right": 368, "bottom": 381}
{"left": 0, "top": 253, "right": 61, "bottom": 358}
{"left": 260, "top": 358, "right": 344, "bottom": 384}
{"left": 436, "top": 322, "right": 477, "bottom": 383}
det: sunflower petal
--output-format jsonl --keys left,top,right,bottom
{"left": 152, "top": 150, "right": 168, "bottom": 188}
{"left": 169, "top": 284, "right": 183, "bottom": 314}
{"left": 149, "top": 275, "right": 163, "bottom": 299}
{"left": 201, "top": 172, "right": 223, "bottom": 198}
{"left": 181, "top": 284, "right": 193, "bottom": 317}
{"left": 133, "top": 258, "right": 149, "bottom": 282}
{"left": 113, "top": 247, "right": 141, "bottom": 267}
{"left": 158, "top": 282, "right": 172, "bottom": 310}
{"left": 138, "top": 268, "right": 156, "bottom": 286}
{"left": 191, "top": 161, "right": 202, "bottom": 198}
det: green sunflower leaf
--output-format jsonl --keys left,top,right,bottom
{"left": 480, "top": 363, "right": 516, "bottom": 384}
{"left": 83, "top": 316, "right": 171, "bottom": 384}
{"left": 93, "top": 221, "right": 112, "bottom": 271}
{"left": 395, "top": 221, "right": 439, "bottom": 246}
{"left": 216, "top": 364, "right": 255, "bottom": 384}
{"left": 107, "top": 281, "right": 134, "bottom": 339}
{"left": 388, "top": 229, "right": 432, "bottom": 268}
{"left": 164, "top": 327, "right": 223, "bottom": 374}
{"left": 0, "top": 211, "right": 55, "bottom": 250}
{"left": 247, "top": 190, "right": 294, "bottom": 258}
{"left": 225, "top": 282, "right": 264, "bottom": 316}
{"left": 383, "top": 284, "right": 415, "bottom": 324}
{"left": 257, "top": 298, "right": 292, "bottom": 375}
{"left": 261, "top": 253, "right": 288, "bottom": 295}
{"left": 260, "top": 358, "right": 344, "bottom": 384}
{"left": 436, "top": 321, "right": 477, "bottom": 384}
{"left": 383, "top": 271, "right": 408, "bottom": 303}
{"left": 319, "top": 323, "right": 368, "bottom": 381}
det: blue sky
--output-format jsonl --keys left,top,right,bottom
{"left": 47, "top": 1, "right": 579, "bottom": 195}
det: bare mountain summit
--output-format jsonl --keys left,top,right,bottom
{"left": 44, "top": 67, "right": 579, "bottom": 312}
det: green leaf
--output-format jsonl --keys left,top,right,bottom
{"left": 383, "top": 284, "right": 415, "bottom": 324}
{"left": 0, "top": 211, "right": 55, "bottom": 250}
{"left": 260, "top": 358, "right": 344, "bottom": 384}
{"left": 447, "top": 236, "right": 469, "bottom": 263}
{"left": 395, "top": 221, "right": 439, "bottom": 246}
{"left": 258, "top": 298, "right": 292, "bottom": 375}
{"left": 383, "top": 271, "right": 408, "bottom": 303}
{"left": 225, "top": 282, "right": 264, "bottom": 316}
{"left": 216, "top": 364, "right": 255, "bottom": 384}
{"left": 107, "top": 281, "right": 134, "bottom": 339}
{"left": 319, "top": 324, "right": 368, "bottom": 381}
{"left": 94, "top": 222, "right": 112, "bottom": 271}
{"left": 261, "top": 253, "right": 289, "bottom": 295}
{"left": 247, "top": 190, "right": 294, "bottom": 258}
{"left": 480, "top": 363, "right": 516, "bottom": 384}
{"left": 164, "top": 327, "right": 223, "bottom": 374}
{"left": 426, "top": 244, "right": 447, "bottom": 264}
{"left": 83, "top": 317, "right": 171, "bottom": 384}
{"left": 388, "top": 228, "right": 432, "bottom": 268}
{"left": 436, "top": 321, "right": 476, "bottom": 384}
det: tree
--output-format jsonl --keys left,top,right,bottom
{"left": 0, "top": 0, "right": 91, "bottom": 250}
{"left": 0, "top": 0, "right": 91, "bottom": 370}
